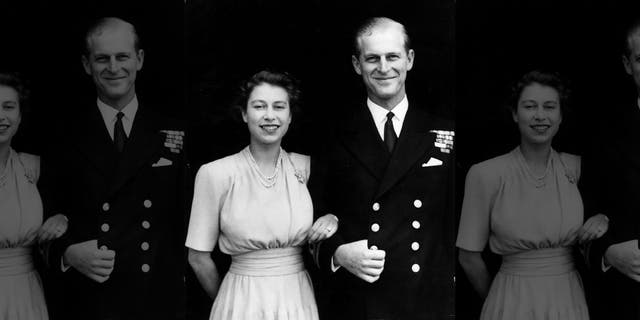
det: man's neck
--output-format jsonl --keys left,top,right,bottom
{"left": 98, "top": 93, "right": 135, "bottom": 111}
{"left": 368, "top": 93, "right": 406, "bottom": 111}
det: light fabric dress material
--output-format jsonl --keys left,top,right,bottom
{"left": 186, "top": 147, "right": 318, "bottom": 320}
{"left": 457, "top": 147, "right": 588, "bottom": 320}
{"left": 0, "top": 149, "right": 48, "bottom": 320}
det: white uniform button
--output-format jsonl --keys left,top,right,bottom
{"left": 412, "top": 264, "right": 420, "bottom": 273}
{"left": 411, "top": 242, "right": 420, "bottom": 251}
{"left": 142, "top": 221, "right": 150, "bottom": 229}
{"left": 370, "top": 245, "right": 378, "bottom": 250}
{"left": 371, "top": 223, "right": 380, "bottom": 232}
{"left": 99, "top": 245, "right": 108, "bottom": 251}
{"left": 143, "top": 200, "right": 152, "bottom": 208}
{"left": 372, "top": 203, "right": 380, "bottom": 212}
{"left": 141, "top": 242, "right": 150, "bottom": 251}
{"left": 412, "top": 220, "right": 421, "bottom": 229}
{"left": 413, "top": 199, "right": 422, "bottom": 208}
{"left": 102, "top": 202, "right": 110, "bottom": 212}
{"left": 101, "top": 223, "right": 110, "bottom": 232}
{"left": 141, "top": 264, "right": 150, "bottom": 273}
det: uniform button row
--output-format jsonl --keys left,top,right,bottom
{"left": 101, "top": 221, "right": 150, "bottom": 232}
{"left": 102, "top": 200, "right": 153, "bottom": 212}
{"left": 370, "top": 221, "right": 420, "bottom": 232}
{"left": 372, "top": 200, "right": 422, "bottom": 212}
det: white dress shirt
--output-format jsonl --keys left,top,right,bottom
{"left": 366, "top": 95, "right": 409, "bottom": 140}
{"left": 97, "top": 96, "right": 138, "bottom": 140}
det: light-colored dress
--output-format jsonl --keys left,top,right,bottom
{"left": 186, "top": 147, "right": 319, "bottom": 320}
{"left": 0, "top": 148, "right": 48, "bottom": 320}
{"left": 457, "top": 147, "right": 588, "bottom": 320}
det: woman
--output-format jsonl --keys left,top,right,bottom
{"left": 0, "top": 72, "right": 67, "bottom": 319}
{"left": 186, "top": 70, "right": 336, "bottom": 319}
{"left": 457, "top": 70, "right": 608, "bottom": 319}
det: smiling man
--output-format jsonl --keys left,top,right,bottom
{"left": 310, "top": 17, "right": 455, "bottom": 320}
{"left": 40, "top": 17, "right": 188, "bottom": 320}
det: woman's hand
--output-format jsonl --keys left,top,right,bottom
{"left": 578, "top": 213, "right": 609, "bottom": 243}
{"left": 38, "top": 214, "right": 68, "bottom": 243}
{"left": 308, "top": 214, "right": 338, "bottom": 243}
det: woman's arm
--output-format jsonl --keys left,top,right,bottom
{"left": 458, "top": 248, "right": 491, "bottom": 299}
{"left": 188, "top": 248, "right": 221, "bottom": 299}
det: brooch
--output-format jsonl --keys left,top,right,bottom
{"left": 565, "top": 172, "right": 576, "bottom": 184}
{"left": 294, "top": 170, "right": 306, "bottom": 184}
{"left": 429, "top": 130, "right": 455, "bottom": 154}
{"left": 160, "top": 130, "right": 184, "bottom": 154}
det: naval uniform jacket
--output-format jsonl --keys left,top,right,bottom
{"left": 310, "top": 104, "right": 455, "bottom": 320}
{"left": 581, "top": 97, "right": 640, "bottom": 319}
{"left": 40, "top": 101, "right": 189, "bottom": 320}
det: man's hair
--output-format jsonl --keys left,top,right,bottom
{"left": 0, "top": 72, "right": 30, "bottom": 116}
{"left": 83, "top": 17, "right": 141, "bottom": 56}
{"left": 508, "top": 70, "right": 571, "bottom": 117}
{"left": 352, "top": 17, "right": 411, "bottom": 57}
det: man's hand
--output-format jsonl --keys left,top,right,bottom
{"left": 63, "top": 240, "right": 115, "bottom": 283}
{"left": 38, "top": 214, "right": 68, "bottom": 243}
{"left": 604, "top": 240, "right": 640, "bottom": 282}
{"left": 333, "top": 239, "right": 385, "bottom": 283}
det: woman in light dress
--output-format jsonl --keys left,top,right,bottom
{"left": 186, "top": 70, "right": 337, "bottom": 320}
{"left": 0, "top": 72, "right": 68, "bottom": 319}
{"left": 457, "top": 70, "right": 608, "bottom": 320}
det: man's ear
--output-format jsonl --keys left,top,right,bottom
{"left": 623, "top": 54, "right": 633, "bottom": 75}
{"left": 136, "top": 49, "right": 145, "bottom": 71}
{"left": 81, "top": 55, "right": 91, "bottom": 75}
{"left": 352, "top": 55, "right": 362, "bottom": 75}
{"left": 406, "top": 49, "right": 415, "bottom": 71}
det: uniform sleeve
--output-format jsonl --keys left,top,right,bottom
{"left": 456, "top": 163, "right": 496, "bottom": 252}
{"left": 185, "top": 162, "right": 228, "bottom": 252}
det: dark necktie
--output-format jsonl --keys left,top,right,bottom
{"left": 114, "top": 112, "right": 126, "bottom": 152}
{"left": 384, "top": 111, "right": 397, "bottom": 153}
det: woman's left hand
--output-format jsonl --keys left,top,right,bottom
{"left": 38, "top": 214, "right": 68, "bottom": 243}
{"left": 577, "top": 213, "right": 609, "bottom": 244}
{"left": 308, "top": 214, "right": 338, "bottom": 243}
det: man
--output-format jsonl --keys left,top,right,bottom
{"left": 40, "top": 17, "right": 188, "bottom": 320}
{"left": 310, "top": 17, "right": 455, "bottom": 320}
{"left": 581, "top": 17, "right": 640, "bottom": 320}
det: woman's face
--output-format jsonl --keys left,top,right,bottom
{"left": 242, "top": 83, "right": 292, "bottom": 147}
{"left": 0, "top": 85, "right": 21, "bottom": 147}
{"left": 512, "top": 82, "right": 562, "bottom": 147}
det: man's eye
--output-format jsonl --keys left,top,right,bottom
{"left": 117, "top": 54, "right": 130, "bottom": 61}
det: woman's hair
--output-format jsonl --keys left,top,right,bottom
{"left": 232, "top": 70, "right": 302, "bottom": 120}
{"left": 0, "top": 72, "right": 30, "bottom": 116}
{"left": 509, "top": 70, "right": 570, "bottom": 116}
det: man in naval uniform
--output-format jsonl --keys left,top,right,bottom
{"left": 310, "top": 17, "right": 455, "bottom": 320}
{"left": 40, "top": 17, "right": 188, "bottom": 320}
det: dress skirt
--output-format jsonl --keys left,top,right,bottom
{"left": 480, "top": 247, "right": 589, "bottom": 320}
{"left": 0, "top": 248, "right": 49, "bottom": 320}
{"left": 210, "top": 247, "right": 319, "bottom": 320}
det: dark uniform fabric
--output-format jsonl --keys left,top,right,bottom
{"left": 581, "top": 97, "right": 640, "bottom": 320}
{"left": 310, "top": 105, "right": 455, "bottom": 320}
{"left": 40, "top": 100, "right": 189, "bottom": 320}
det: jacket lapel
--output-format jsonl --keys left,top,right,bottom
{"left": 341, "top": 106, "right": 390, "bottom": 180}
{"left": 108, "top": 106, "right": 164, "bottom": 197}
{"left": 375, "top": 106, "right": 435, "bottom": 199}
{"left": 74, "top": 105, "right": 118, "bottom": 178}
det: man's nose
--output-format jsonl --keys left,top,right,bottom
{"left": 108, "top": 56, "right": 118, "bottom": 72}
{"left": 379, "top": 57, "right": 391, "bottom": 73}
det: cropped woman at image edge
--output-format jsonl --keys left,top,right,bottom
{"left": 185, "top": 70, "right": 337, "bottom": 319}
{"left": 457, "top": 70, "right": 608, "bottom": 320}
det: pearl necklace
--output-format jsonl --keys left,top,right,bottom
{"left": 246, "top": 147, "right": 283, "bottom": 188}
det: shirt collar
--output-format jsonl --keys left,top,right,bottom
{"left": 366, "top": 95, "right": 409, "bottom": 124}
{"left": 96, "top": 96, "right": 139, "bottom": 123}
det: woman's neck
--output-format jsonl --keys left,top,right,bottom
{"left": 519, "top": 141, "right": 551, "bottom": 176}
{"left": 249, "top": 142, "right": 281, "bottom": 176}
{"left": 0, "top": 143, "right": 10, "bottom": 174}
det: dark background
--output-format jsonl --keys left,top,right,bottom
{"left": 456, "top": 0, "right": 640, "bottom": 318}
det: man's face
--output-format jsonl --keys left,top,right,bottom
{"left": 623, "top": 30, "right": 640, "bottom": 93}
{"left": 82, "top": 24, "right": 144, "bottom": 108}
{"left": 352, "top": 24, "right": 414, "bottom": 109}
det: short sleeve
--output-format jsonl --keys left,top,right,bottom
{"left": 185, "top": 162, "right": 230, "bottom": 252}
{"left": 456, "top": 163, "right": 497, "bottom": 252}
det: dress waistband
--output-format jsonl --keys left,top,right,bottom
{"left": 0, "top": 247, "right": 34, "bottom": 276}
{"left": 500, "top": 247, "right": 574, "bottom": 276}
{"left": 229, "top": 247, "right": 304, "bottom": 277}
